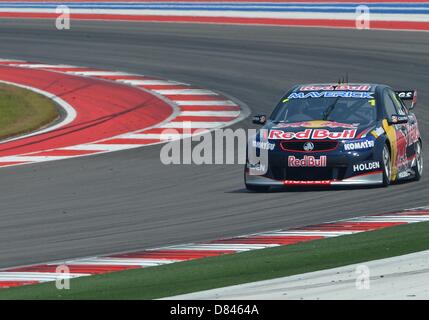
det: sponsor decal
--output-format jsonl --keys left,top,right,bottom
{"left": 247, "top": 162, "right": 266, "bottom": 172}
{"left": 252, "top": 140, "right": 275, "bottom": 151}
{"left": 284, "top": 180, "right": 331, "bottom": 185}
{"left": 336, "top": 85, "right": 371, "bottom": 91}
{"left": 288, "top": 91, "right": 374, "bottom": 99}
{"left": 288, "top": 155, "right": 327, "bottom": 167}
{"left": 396, "top": 91, "right": 414, "bottom": 99}
{"left": 398, "top": 171, "right": 412, "bottom": 179}
{"left": 343, "top": 139, "right": 375, "bottom": 151}
{"left": 371, "top": 126, "right": 385, "bottom": 138}
{"left": 408, "top": 121, "right": 419, "bottom": 145}
{"left": 269, "top": 129, "right": 357, "bottom": 140}
{"left": 396, "top": 128, "right": 408, "bottom": 169}
{"left": 300, "top": 85, "right": 371, "bottom": 91}
{"left": 270, "top": 129, "right": 311, "bottom": 140}
{"left": 274, "top": 120, "right": 358, "bottom": 129}
{"left": 353, "top": 161, "right": 380, "bottom": 172}
{"left": 312, "top": 129, "right": 357, "bottom": 140}
{"left": 391, "top": 115, "right": 408, "bottom": 124}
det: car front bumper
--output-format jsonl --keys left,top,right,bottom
{"left": 245, "top": 170, "right": 383, "bottom": 186}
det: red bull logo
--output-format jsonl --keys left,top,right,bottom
{"left": 288, "top": 155, "right": 327, "bottom": 167}
{"left": 300, "top": 85, "right": 371, "bottom": 91}
{"left": 269, "top": 129, "right": 357, "bottom": 140}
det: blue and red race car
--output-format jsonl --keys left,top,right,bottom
{"left": 245, "top": 83, "right": 423, "bottom": 191}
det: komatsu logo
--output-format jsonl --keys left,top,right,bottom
{"left": 344, "top": 139, "right": 375, "bottom": 151}
{"left": 269, "top": 129, "right": 357, "bottom": 140}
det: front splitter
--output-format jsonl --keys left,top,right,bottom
{"left": 245, "top": 171, "right": 384, "bottom": 187}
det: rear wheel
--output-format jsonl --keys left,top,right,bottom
{"left": 412, "top": 140, "right": 423, "bottom": 181}
{"left": 382, "top": 144, "right": 392, "bottom": 187}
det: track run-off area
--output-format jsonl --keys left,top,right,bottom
{"left": 0, "top": 1, "right": 428, "bottom": 289}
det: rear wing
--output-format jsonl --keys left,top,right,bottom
{"left": 395, "top": 90, "right": 417, "bottom": 109}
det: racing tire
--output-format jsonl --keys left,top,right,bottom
{"left": 381, "top": 144, "right": 392, "bottom": 187}
{"left": 412, "top": 140, "right": 423, "bottom": 181}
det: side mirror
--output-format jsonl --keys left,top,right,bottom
{"left": 252, "top": 115, "right": 267, "bottom": 125}
{"left": 388, "top": 114, "right": 408, "bottom": 125}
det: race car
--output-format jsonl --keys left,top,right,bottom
{"left": 245, "top": 83, "right": 423, "bottom": 191}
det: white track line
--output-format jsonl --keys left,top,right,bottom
{"left": 120, "top": 133, "right": 186, "bottom": 140}
{"left": 256, "top": 231, "right": 358, "bottom": 237}
{"left": 116, "top": 79, "right": 185, "bottom": 86}
{"left": 61, "top": 144, "right": 143, "bottom": 151}
{"left": 61, "top": 258, "right": 179, "bottom": 267}
{"left": 0, "top": 59, "right": 24, "bottom": 62}
{"left": 174, "top": 100, "right": 237, "bottom": 106}
{"left": 154, "top": 89, "right": 218, "bottom": 95}
{"left": 66, "top": 71, "right": 137, "bottom": 76}
{"left": 8, "top": 64, "right": 78, "bottom": 69}
{"left": 0, "top": 155, "right": 70, "bottom": 162}
{"left": 179, "top": 111, "right": 240, "bottom": 117}
{"left": 160, "top": 122, "right": 226, "bottom": 129}
{"left": 1, "top": 8, "right": 428, "bottom": 23}
{"left": 164, "top": 243, "right": 279, "bottom": 251}
{"left": 360, "top": 215, "right": 429, "bottom": 220}
{"left": 0, "top": 272, "right": 88, "bottom": 282}
{"left": 349, "top": 217, "right": 429, "bottom": 222}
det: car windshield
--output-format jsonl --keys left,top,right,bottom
{"left": 270, "top": 92, "right": 377, "bottom": 126}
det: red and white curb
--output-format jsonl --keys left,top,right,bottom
{"left": 1, "top": 206, "right": 428, "bottom": 288}
{"left": 0, "top": 59, "right": 248, "bottom": 168}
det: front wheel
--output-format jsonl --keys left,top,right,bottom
{"left": 412, "top": 140, "right": 423, "bottom": 181}
{"left": 381, "top": 144, "right": 392, "bottom": 187}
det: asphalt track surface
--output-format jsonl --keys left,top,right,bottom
{"left": 0, "top": 19, "right": 428, "bottom": 268}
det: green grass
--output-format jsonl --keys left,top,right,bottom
{"left": 0, "top": 83, "right": 59, "bottom": 140}
{"left": 1, "top": 221, "right": 429, "bottom": 299}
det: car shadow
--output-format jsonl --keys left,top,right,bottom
{"left": 228, "top": 184, "right": 382, "bottom": 193}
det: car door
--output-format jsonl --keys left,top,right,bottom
{"left": 382, "top": 89, "right": 409, "bottom": 175}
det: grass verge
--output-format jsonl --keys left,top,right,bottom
{"left": 0, "top": 83, "right": 59, "bottom": 140}
{"left": 1, "top": 221, "right": 429, "bottom": 299}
